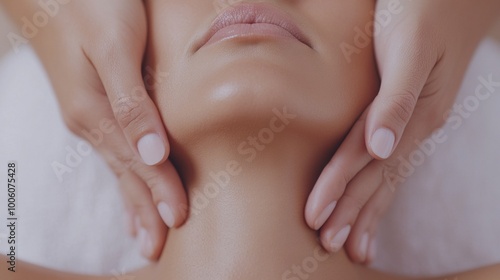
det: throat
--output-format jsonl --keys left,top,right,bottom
{"left": 156, "top": 150, "right": 359, "bottom": 280}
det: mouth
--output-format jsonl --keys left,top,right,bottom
{"left": 196, "top": 3, "right": 311, "bottom": 51}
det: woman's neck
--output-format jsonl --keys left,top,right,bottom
{"left": 151, "top": 110, "right": 365, "bottom": 280}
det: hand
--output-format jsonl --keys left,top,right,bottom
{"left": 1, "top": 0, "right": 188, "bottom": 259}
{"left": 304, "top": 0, "right": 500, "bottom": 264}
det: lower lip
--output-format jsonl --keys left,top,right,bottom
{"left": 205, "top": 23, "right": 299, "bottom": 47}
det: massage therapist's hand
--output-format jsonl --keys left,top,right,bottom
{"left": 305, "top": 0, "right": 500, "bottom": 264}
{"left": 0, "top": 0, "right": 188, "bottom": 259}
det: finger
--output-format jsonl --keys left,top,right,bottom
{"left": 91, "top": 109, "right": 188, "bottom": 229}
{"left": 305, "top": 109, "right": 373, "bottom": 230}
{"left": 86, "top": 40, "right": 189, "bottom": 226}
{"left": 345, "top": 175, "right": 395, "bottom": 265}
{"left": 129, "top": 159, "right": 189, "bottom": 229}
{"left": 119, "top": 171, "right": 167, "bottom": 260}
{"left": 319, "top": 161, "right": 383, "bottom": 255}
{"left": 366, "top": 40, "right": 438, "bottom": 159}
{"left": 66, "top": 90, "right": 188, "bottom": 228}
{"left": 86, "top": 34, "right": 170, "bottom": 167}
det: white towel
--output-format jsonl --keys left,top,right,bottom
{"left": 373, "top": 39, "right": 500, "bottom": 276}
{"left": 0, "top": 46, "right": 147, "bottom": 275}
{"left": 0, "top": 39, "right": 499, "bottom": 277}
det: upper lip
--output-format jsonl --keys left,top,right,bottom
{"left": 196, "top": 2, "right": 311, "bottom": 50}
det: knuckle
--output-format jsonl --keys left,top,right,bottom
{"left": 132, "top": 200, "right": 153, "bottom": 212}
{"left": 107, "top": 152, "right": 140, "bottom": 176}
{"left": 340, "top": 193, "right": 366, "bottom": 218}
{"left": 336, "top": 166, "right": 353, "bottom": 190}
{"left": 147, "top": 180, "right": 166, "bottom": 202}
{"left": 132, "top": 166, "right": 166, "bottom": 199}
{"left": 113, "top": 96, "right": 148, "bottom": 132}
{"left": 107, "top": 159, "right": 126, "bottom": 176}
{"left": 380, "top": 161, "right": 403, "bottom": 192}
{"left": 61, "top": 113, "right": 82, "bottom": 135}
{"left": 381, "top": 160, "right": 398, "bottom": 176}
{"left": 143, "top": 173, "right": 166, "bottom": 198}
{"left": 386, "top": 91, "right": 418, "bottom": 126}
{"left": 60, "top": 95, "right": 93, "bottom": 135}
{"left": 367, "top": 195, "right": 393, "bottom": 224}
{"left": 366, "top": 203, "right": 384, "bottom": 222}
{"left": 418, "top": 101, "right": 448, "bottom": 130}
{"left": 322, "top": 162, "right": 352, "bottom": 192}
{"left": 145, "top": 175, "right": 163, "bottom": 193}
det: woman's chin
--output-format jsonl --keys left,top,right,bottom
{"left": 160, "top": 89, "right": 296, "bottom": 148}
{"left": 156, "top": 69, "right": 290, "bottom": 135}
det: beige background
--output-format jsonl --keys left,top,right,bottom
{"left": 0, "top": 9, "right": 499, "bottom": 58}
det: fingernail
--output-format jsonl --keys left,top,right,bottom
{"left": 138, "top": 227, "right": 153, "bottom": 257}
{"left": 137, "top": 133, "right": 165, "bottom": 166}
{"left": 370, "top": 128, "right": 395, "bottom": 159}
{"left": 359, "top": 232, "right": 369, "bottom": 261}
{"left": 368, "top": 238, "right": 377, "bottom": 263}
{"left": 314, "top": 201, "right": 337, "bottom": 230}
{"left": 329, "top": 225, "right": 351, "bottom": 252}
{"left": 158, "top": 202, "right": 175, "bottom": 228}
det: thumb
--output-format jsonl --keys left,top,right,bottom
{"left": 366, "top": 46, "right": 437, "bottom": 160}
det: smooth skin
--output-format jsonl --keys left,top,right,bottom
{"left": 1, "top": 1, "right": 500, "bottom": 278}
{"left": 2, "top": 0, "right": 499, "bottom": 265}
{"left": 306, "top": 0, "right": 500, "bottom": 264}
{"left": 0, "top": 0, "right": 500, "bottom": 280}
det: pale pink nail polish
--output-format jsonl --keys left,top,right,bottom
{"left": 314, "top": 201, "right": 336, "bottom": 230}
{"left": 137, "top": 133, "right": 165, "bottom": 165}
{"left": 359, "top": 232, "right": 369, "bottom": 261}
{"left": 370, "top": 128, "right": 395, "bottom": 159}
{"left": 329, "top": 225, "right": 351, "bottom": 252}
